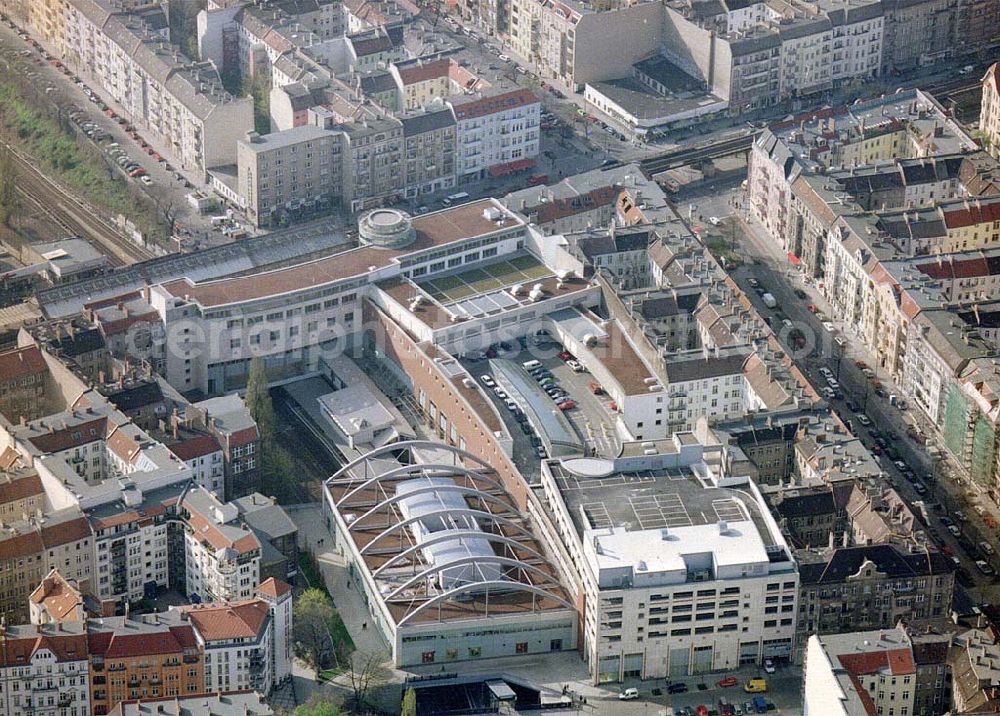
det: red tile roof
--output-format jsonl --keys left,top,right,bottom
{"left": 0, "top": 345, "right": 47, "bottom": 383}
{"left": 185, "top": 508, "right": 260, "bottom": 556}
{"left": 40, "top": 516, "right": 92, "bottom": 548}
{"left": 398, "top": 58, "right": 450, "bottom": 85}
{"left": 838, "top": 647, "right": 915, "bottom": 677}
{"left": 452, "top": 89, "right": 539, "bottom": 120}
{"left": 256, "top": 577, "right": 292, "bottom": 599}
{"left": 160, "top": 200, "right": 517, "bottom": 307}
{"left": 179, "top": 600, "right": 269, "bottom": 641}
{"left": 27, "top": 417, "right": 110, "bottom": 453}
{"left": 29, "top": 570, "right": 83, "bottom": 622}
{"left": 88, "top": 623, "right": 199, "bottom": 659}
{"left": 91, "top": 502, "right": 167, "bottom": 531}
{"left": 984, "top": 62, "right": 1000, "bottom": 90}
{"left": 0, "top": 631, "right": 88, "bottom": 666}
{"left": 0, "top": 471, "right": 43, "bottom": 505}
{"left": 0, "top": 447, "right": 19, "bottom": 470}
{"left": 942, "top": 199, "right": 1000, "bottom": 229}
{"left": 916, "top": 255, "right": 991, "bottom": 279}
{"left": 535, "top": 186, "right": 620, "bottom": 224}
{"left": 169, "top": 434, "right": 221, "bottom": 461}
{"left": 0, "top": 530, "right": 45, "bottom": 561}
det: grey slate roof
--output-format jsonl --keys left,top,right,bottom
{"left": 401, "top": 107, "right": 455, "bottom": 136}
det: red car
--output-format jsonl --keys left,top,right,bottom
{"left": 128, "top": 167, "right": 146, "bottom": 178}
{"left": 697, "top": 706, "right": 709, "bottom": 716}
{"left": 718, "top": 676, "right": 738, "bottom": 688}
{"left": 557, "top": 400, "right": 577, "bottom": 411}
{"left": 558, "top": 351, "right": 574, "bottom": 361}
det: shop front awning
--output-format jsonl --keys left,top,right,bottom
{"left": 488, "top": 158, "right": 537, "bottom": 177}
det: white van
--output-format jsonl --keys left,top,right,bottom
{"left": 442, "top": 191, "right": 470, "bottom": 207}
{"left": 522, "top": 359, "right": 542, "bottom": 371}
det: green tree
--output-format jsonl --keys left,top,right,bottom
{"left": 169, "top": 0, "right": 206, "bottom": 61}
{"left": 293, "top": 588, "right": 335, "bottom": 671}
{"left": 294, "top": 695, "right": 343, "bottom": 716}
{"left": 245, "top": 358, "right": 276, "bottom": 439}
{"left": 401, "top": 688, "right": 417, "bottom": 716}
{"left": 245, "top": 358, "right": 303, "bottom": 502}
{"left": 241, "top": 74, "right": 271, "bottom": 135}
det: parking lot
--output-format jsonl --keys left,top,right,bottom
{"left": 629, "top": 671, "right": 801, "bottom": 716}
{"left": 465, "top": 332, "right": 622, "bottom": 475}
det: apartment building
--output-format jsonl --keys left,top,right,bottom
{"left": 795, "top": 544, "right": 954, "bottom": 657}
{"left": 181, "top": 488, "right": 261, "bottom": 604}
{"left": 0, "top": 465, "right": 46, "bottom": 524}
{"left": 0, "top": 508, "right": 93, "bottom": 624}
{"left": 880, "top": 0, "right": 957, "bottom": 72}
{"left": 949, "top": 628, "right": 1000, "bottom": 713}
{"left": 341, "top": 116, "right": 405, "bottom": 212}
{"left": 803, "top": 628, "right": 919, "bottom": 716}
{"left": 500, "top": 0, "right": 663, "bottom": 91}
{"left": 661, "top": 0, "right": 882, "bottom": 115}
{"left": 536, "top": 435, "right": 798, "bottom": 683}
{"left": 233, "top": 496, "right": 298, "bottom": 585}
{"left": 237, "top": 126, "right": 345, "bottom": 228}
{"left": 29, "top": 568, "right": 87, "bottom": 624}
{"left": 983, "top": 64, "right": 1000, "bottom": 161}
{"left": 254, "top": 578, "right": 293, "bottom": 686}
{"left": 0, "top": 346, "right": 50, "bottom": 424}
{"left": 190, "top": 395, "right": 261, "bottom": 500}
{"left": 88, "top": 614, "right": 204, "bottom": 714}
{"left": 89, "top": 489, "right": 177, "bottom": 605}
{"left": 400, "top": 107, "right": 457, "bottom": 198}
{"left": 177, "top": 599, "right": 275, "bottom": 694}
{"left": 394, "top": 57, "right": 487, "bottom": 111}
{"left": 450, "top": 89, "right": 541, "bottom": 180}
{"left": 0, "top": 621, "right": 90, "bottom": 716}
{"left": 85, "top": 292, "right": 168, "bottom": 374}
{"left": 748, "top": 90, "right": 977, "bottom": 251}
{"left": 54, "top": 0, "right": 253, "bottom": 174}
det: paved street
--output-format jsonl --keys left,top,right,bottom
{"left": 687, "top": 180, "right": 1000, "bottom": 604}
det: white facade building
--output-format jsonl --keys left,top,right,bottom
{"left": 178, "top": 599, "right": 275, "bottom": 694}
{"left": 0, "top": 623, "right": 90, "bottom": 716}
{"left": 60, "top": 0, "right": 254, "bottom": 174}
{"left": 803, "top": 630, "right": 918, "bottom": 716}
{"left": 182, "top": 487, "right": 261, "bottom": 603}
{"left": 450, "top": 90, "right": 541, "bottom": 180}
{"left": 537, "top": 434, "right": 798, "bottom": 684}
{"left": 256, "top": 578, "right": 294, "bottom": 685}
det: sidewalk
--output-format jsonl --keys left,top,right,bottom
{"left": 291, "top": 503, "right": 389, "bottom": 658}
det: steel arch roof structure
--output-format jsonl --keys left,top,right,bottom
{"left": 324, "top": 440, "right": 572, "bottom": 626}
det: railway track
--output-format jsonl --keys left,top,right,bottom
{"left": 640, "top": 133, "right": 757, "bottom": 177}
{"left": 7, "top": 144, "right": 153, "bottom": 265}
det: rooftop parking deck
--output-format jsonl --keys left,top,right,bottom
{"left": 546, "top": 456, "right": 778, "bottom": 550}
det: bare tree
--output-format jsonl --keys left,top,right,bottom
{"left": 156, "top": 194, "right": 179, "bottom": 237}
{"left": 345, "top": 650, "right": 391, "bottom": 714}
{"left": 0, "top": 140, "right": 19, "bottom": 228}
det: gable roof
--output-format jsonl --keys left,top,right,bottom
{"left": 0, "top": 345, "right": 47, "bottom": 383}
{"left": 799, "top": 545, "right": 953, "bottom": 584}
{"left": 256, "top": 577, "right": 292, "bottom": 599}
{"left": 179, "top": 600, "right": 270, "bottom": 642}
{"left": 451, "top": 89, "right": 538, "bottom": 121}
